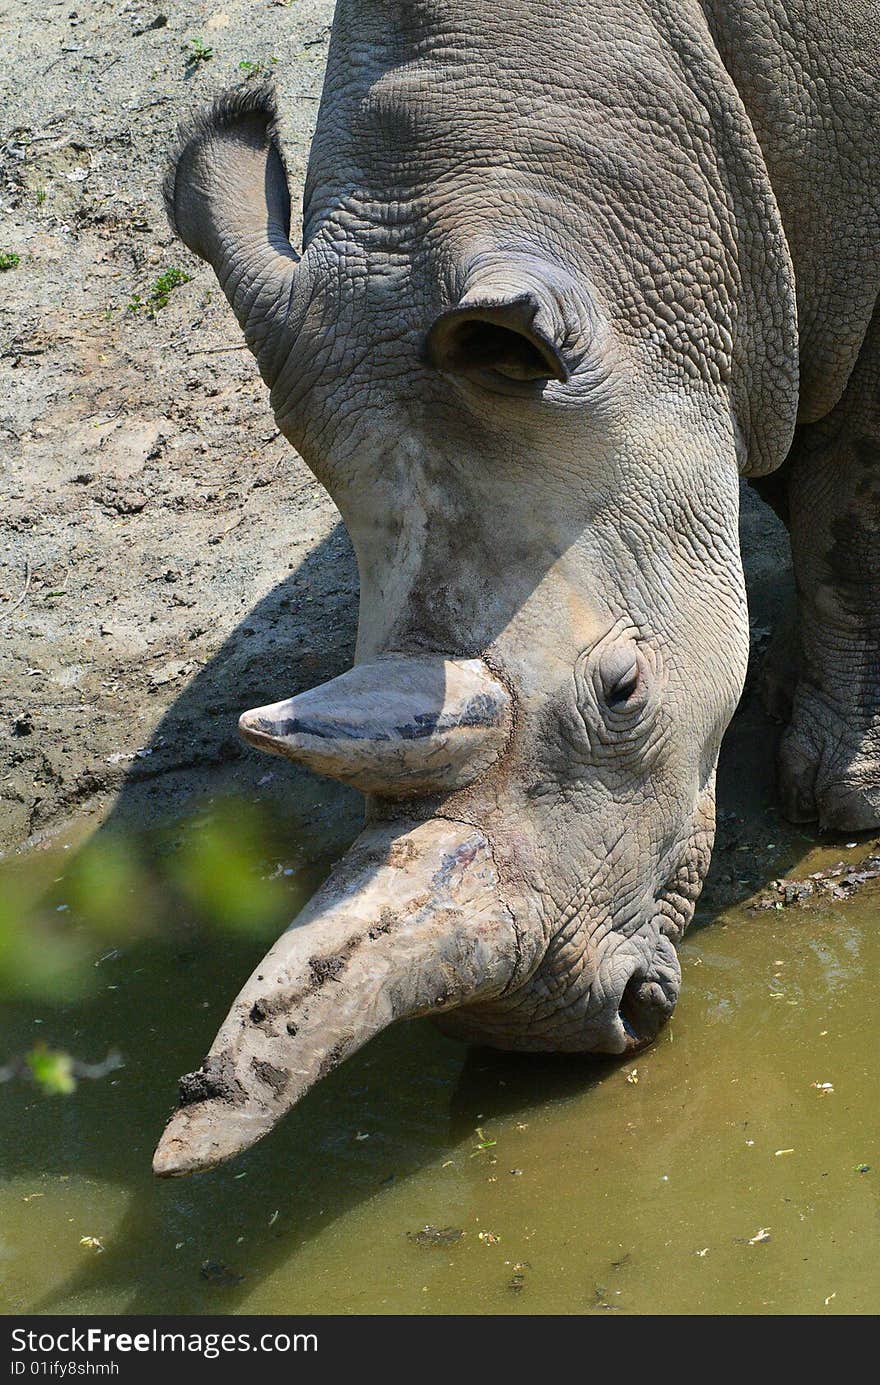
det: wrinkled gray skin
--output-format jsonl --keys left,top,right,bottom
{"left": 153, "top": 0, "right": 879, "bottom": 1176}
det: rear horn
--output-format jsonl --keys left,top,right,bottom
{"left": 238, "top": 656, "right": 512, "bottom": 796}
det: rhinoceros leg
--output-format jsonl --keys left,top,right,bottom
{"left": 777, "top": 300, "right": 880, "bottom": 831}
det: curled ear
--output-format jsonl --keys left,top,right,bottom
{"left": 164, "top": 81, "right": 298, "bottom": 382}
{"left": 427, "top": 291, "right": 570, "bottom": 393}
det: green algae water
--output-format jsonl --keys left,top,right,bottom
{"left": 1, "top": 780, "right": 878, "bottom": 1316}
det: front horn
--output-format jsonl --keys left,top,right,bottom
{"left": 153, "top": 817, "right": 526, "bottom": 1176}
{"left": 238, "top": 656, "right": 512, "bottom": 796}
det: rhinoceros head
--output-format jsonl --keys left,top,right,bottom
{"left": 153, "top": 63, "right": 794, "bottom": 1176}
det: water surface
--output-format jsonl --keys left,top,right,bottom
{"left": 1, "top": 789, "right": 877, "bottom": 1316}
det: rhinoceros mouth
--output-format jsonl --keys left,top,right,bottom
{"left": 430, "top": 924, "right": 682, "bottom": 1058}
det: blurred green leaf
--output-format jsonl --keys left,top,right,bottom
{"left": 63, "top": 835, "right": 150, "bottom": 940}
{"left": 25, "top": 1043, "right": 77, "bottom": 1096}
{"left": 0, "top": 796, "right": 310, "bottom": 1003}
{"left": 169, "top": 805, "right": 289, "bottom": 935}
{"left": 0, "top": 880, "right": 93, "bottom": 1001}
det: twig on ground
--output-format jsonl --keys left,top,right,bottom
{"left": 0, "top": 560, "right": 32, "bottom": 627}
{"left": 185, "top": 343, "right": 249, "bottom": 356}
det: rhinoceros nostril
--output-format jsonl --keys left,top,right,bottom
{"left": 618, "top": 968, "right": 673, "bottom": 1050}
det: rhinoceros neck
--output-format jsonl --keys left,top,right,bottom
{"left": 308, "top": 0, "right": 799, "bottom": 475}
{"left": 699, "top": 0, "right": 880, "bottom": 425}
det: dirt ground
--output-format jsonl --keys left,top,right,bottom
{"left": 1, "top": 0, "right": 792, "bottom": 859}
{"left": 0, "top": 0, "right": 360, "bottom": 855}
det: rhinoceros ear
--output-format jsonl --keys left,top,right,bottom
{"left": 165, "top": 82, "right": 298, "bottom": 382}
{"left": 426, "top": 291, "right": 570, "bottom": 392}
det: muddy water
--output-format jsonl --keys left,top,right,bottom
{"left": 1, "top": 797, "right": 878, "bottom": 1316}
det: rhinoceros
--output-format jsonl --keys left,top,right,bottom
{"left": 152, "top": 1, "right": 879, "bottom": 1176}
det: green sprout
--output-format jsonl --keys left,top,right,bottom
{"left": 470, "top": 1126, "right": 498, "bottom": 1157}
{"left": 185, "top": 36, "right": 213, "bottom": 66}
{"left": 238, "top": 58, "right": 278, "bottom": 76}
{"left": 150, "top": 266, "right": 192, "bottom": 309}
{"left": 0, "top": 252, "right": 21, "bottom": 272}
{"left": 127, "top": 266, "right": 192, "bottom": 318}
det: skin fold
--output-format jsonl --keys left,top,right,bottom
{"left": 152, "top": 1, "right": 879, "bottom": 1175}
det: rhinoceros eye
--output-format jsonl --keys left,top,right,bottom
{"left": 598, "top": 644, "right": 642, "bottom": 710}
{"left": 605, "top": 662, "right": 640, "bottom": 707}
{"left": 572, "top": 634, "right": 662, "bottom": 753}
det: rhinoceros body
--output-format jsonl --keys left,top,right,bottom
{"left": 154, "top": 1, "right": 879, "bottom": 1175}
